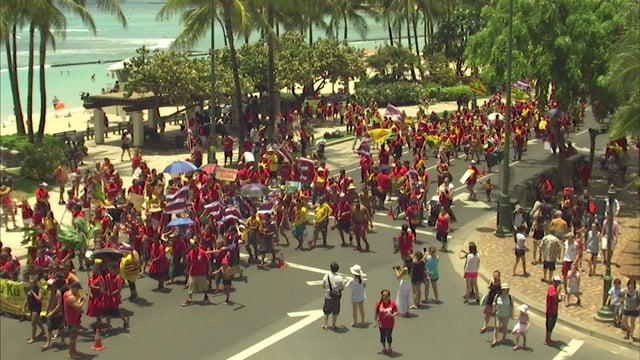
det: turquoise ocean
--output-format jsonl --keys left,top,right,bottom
{"left": 0, "top": 0, "right": 413, "bottom": 126}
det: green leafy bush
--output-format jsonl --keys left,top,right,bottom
{"left": 354, "top": 81, "right": 426, "bottom": 106}
{"left": 425, "top": 85, "right": 474, "bottom": 102}
{"left": 1, "top": 135, "right": 67, "bottom": 180}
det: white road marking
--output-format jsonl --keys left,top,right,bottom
{"left": 226, "top": 309, "right": 324, "bottom": 360}
{"left": 372, "top": 221, "right": 434, "bottom": 236}
{"left": 305, "top": 280, "right": 324, "bottom": 286}
{"left": 551, "top": 339, "right": 584, "bottom": 360}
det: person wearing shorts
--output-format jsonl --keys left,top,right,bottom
{"left": 41, "top": 280, "right": 65, "bottom": 351}
{"left": 63, "top": 282, "right": 85, "bottom": 359}
{"left": 545, "top": 276, "right": 563, "bottom": 345}
{"left": 321, "top": 262, "right": 345, "bottom": 330}
{"left": 211, "top": 257, "right": 237, "bottom": 304}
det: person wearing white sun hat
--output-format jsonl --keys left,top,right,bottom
{"left": 346, "top": 264, "right": 368, "bottom": 326}
{"left": 511, "top": 304, "right": 530, "bottom": 351}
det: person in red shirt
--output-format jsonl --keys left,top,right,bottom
{"left": 545, "top": 276, "right": 563, "bottom": 345}
{"left": 465, "top": 161, "right": 480, "bottom": 201}
{"left": 182, "top": 239, "right": 211, "bottom": 306}
{"left": 394, "top": 224, "right": 414, "bottom": 260}
{"left": 333, "top": 195, "right": 353, "bottom": 246}
{"left": 104, "top": 262, "right": 129, "bottom": 330}
{"left": 223, "top": 134, "right": 234, "bottom": 166}
{"left": 406, "top": 199, "right": 422, "bottom": 238}
{"left": 374, "top": 289, "right": 399, "bottom": 354}
{"left": 35, "top": 182, "right": 50, "bottom": 213}
{"left": 167, "top": 235, "right": 187, "bottom": 285}
{"left": 148, "top": 236, "right": 169, "bottom": 290}
{"left": 376, "top": 170, "right": 392, "bottom": 209}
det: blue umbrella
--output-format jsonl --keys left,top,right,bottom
{"left": 167, "top": 217, "right": 195, "bottom": 227}
{"left": 163, "top": 160, "right": 198, "bottom": 174}
{"left": 239, "top": 183, "right": 269, "bottom": 197}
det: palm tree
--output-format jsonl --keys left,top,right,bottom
{"left": 0, "top": 0, "right": 27, "bottom": 135}
{"left": 607, "top": 4, "right": 640, "bottom": 138}
{"left": 33, "top": 0, "right": 126, "bottom": 144}
{"left": 158, "top": 0, "right": 249, "bottom": 155}
{"left": 324, "top": 0, "right": 371, "bottom": 41}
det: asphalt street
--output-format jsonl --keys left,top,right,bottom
{"left": 2, "top": 112, "right": 637, "bottom": 359}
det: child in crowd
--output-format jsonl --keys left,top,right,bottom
{"left": 511, "top": 304, "right": 530, "bottom": 350}
{"left": 565, "top": 263, "right": 581, "bottom": 306}
{"left": 483, "top": 179, "right": 495, "bottom": 202}
{"left": 607, "top": 278, "right": 624, "bottom": 327}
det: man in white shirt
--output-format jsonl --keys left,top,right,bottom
{"left": 322, "top": 262, "right": 345, "bottom": 330}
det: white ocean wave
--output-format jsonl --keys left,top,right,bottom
{"left": 0, "top": 64, "right": 51, "bottom": 73}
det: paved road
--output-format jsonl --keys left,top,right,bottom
{"left": 2, "top": 112, "right": 635, "bottom": 359}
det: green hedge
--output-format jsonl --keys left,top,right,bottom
{"left": 354, "top": 81, "right": 475, "bottom": 106}
{"left": 1, "top": 135, "right": 67, "bottom": 180}
{"left": 354, "top": 81, "right": 426, "bottom": 106}
{"left": 425, "top": 85, "right": 475, "bottom": 102}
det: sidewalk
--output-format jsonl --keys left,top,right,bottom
{"left": 468, "top": 174, "right": 640, "bottom": 348}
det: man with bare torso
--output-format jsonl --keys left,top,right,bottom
{"left": 352, "top": 200, "right": 371, "bottom": 251}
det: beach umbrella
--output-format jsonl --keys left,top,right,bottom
{"left": 487, "top": 112, "right": 503, "bottom": 121}
{"left": 167, "top": 217, "right": 195, "bottom": 227}
{"left": 200, "top": 163, "right": 217, "bottom": 175}
{"left": 239, "top": 183, "right": 269, "bottom": 198}
{"left": 163, "top": 160, "right": 197, "bottom": 174}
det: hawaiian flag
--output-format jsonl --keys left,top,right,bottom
{"left": 514, "top": 79, "right": 530, "bottom": 92}
{"left": 257, "top": 201, "right": 274, "bottom": 215}
{"left": 384, "top": 104, "right": 403, "bottom": 121}
{"left": 438, "top": 147, "right": 449, "bottom": 165}
{"left": 166, "top": 185, "right": 189, "bottom": 202}
{"left": 277, "top": 145, "right": 293, "bottom": 163}
{"left": 223, "top": 206, "right": 243, "bottom": 219}
{"left": 163, "top": 197, "right": 188, "bottom": 215}
{"left": 355, "top": 137, "right": 372, "bottom": 158}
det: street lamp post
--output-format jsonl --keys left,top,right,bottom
{"left": 495, "top": 0, "right": 515, "bottom": 238}
{"left": 595, "top": 186, "right": 616, "bottom": 322}
{"left": 208, "top": 1, "right": 217, "bottom": 164}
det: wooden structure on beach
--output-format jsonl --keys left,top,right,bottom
{"left": 82, "top": 91, "right": 173, "bottom": 147}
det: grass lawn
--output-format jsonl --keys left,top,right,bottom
{"left": 5, "top": 169, "right": 39, "bottom": 198}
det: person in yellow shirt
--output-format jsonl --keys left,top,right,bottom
{"left": 309, "top": 198, "right": 332, "bottom": 249}
{"left": 245, "top": 208, "right": 260, "bottom": 263}
{"left": 292, "top": 201, "right": 309, "bottom": 250}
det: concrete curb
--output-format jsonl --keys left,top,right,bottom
{"left": 446, "top": 211, "right": 638, "bottom": 350}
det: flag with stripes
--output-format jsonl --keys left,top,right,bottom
{"left": 355, "top": 137, "right": 372, "bottom": 158}
{"left": 277, "top": 145, "right": 293, "bottom": 163}
{"left": 163, "top": 197, "right": 188, "bottom": 215}
{"left": 166, "top": 185, "right": 189, "bottom": 202}
{"left": 384, "top": 104, "right": 403, "bottom": 121}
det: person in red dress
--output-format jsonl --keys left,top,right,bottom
{"left": 63, "top": 282, "right": 85, "bottom": 359}
{"left": 374, "top": 289, "right": 399, "bottom": 354}
{"left": 86, "top": 265, "right": 105, "bottom": 327}
{"left": 104, "top": 262, "right": 129, "bottom": 330}
{"left": 148, "top": 236, "right": 169, "bottom": 290}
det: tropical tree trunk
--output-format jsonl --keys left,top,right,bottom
{"left": 412, "top": 15, "right": 420, "bottom": 56}
{"left": 343, "top": 12, "right": 348, "bottom": 40}
{"left": 36, "top": 26, "right": 48, "bottom": 144}
{"left": 222, "top": 2, "right": 245, "bottom": 155}
{"left": 308, "top": 22, "right": 313, "bottom": 46}
{"left": 6, "top": 25, "right": 25, "bottom": 135}
{"left": 27, "top": 23, "right": 36, "bottom": 143}
{"left": 267, "top": 3, "right": 277, "bottom": 139}
{"left": 387, "top": 21, "right": 393, "bottom": 45}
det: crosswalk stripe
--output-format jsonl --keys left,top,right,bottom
{"left": 552, "top": 339, "right": 584, "bottom": 360}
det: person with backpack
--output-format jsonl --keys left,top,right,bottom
{"left": 321, "top": 262, "right": 345, "bottom": 330}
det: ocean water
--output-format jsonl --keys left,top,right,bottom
{"left": 0, "top": 0, "right": 408, "bottom": 127}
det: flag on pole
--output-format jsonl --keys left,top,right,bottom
{"left": 166, "top": 185, "right": 189, "bottom": 202}
{"left": 164, "top": 198, "right": 188, "bottom": 215}
{"left": 355, "top": 137, "right": 372, "bottom": 158}
{"left": 384, "top": 104, "right": 403, "bottom": 121}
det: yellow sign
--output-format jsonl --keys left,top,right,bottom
{"left": 216, "top": 167, "right": 238, "bottom": 181}
{"left": 0, "top": 278, "right": 49, "bottom": 316}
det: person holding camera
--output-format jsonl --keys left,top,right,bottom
{"left": 394, "top": 255, "right": 413, "bottom": 317}
{"left": 322, "top": 262, "right": 345, "bottom": 330}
